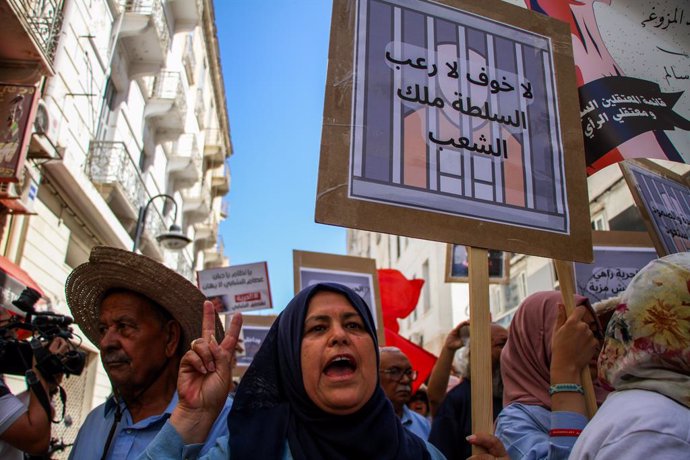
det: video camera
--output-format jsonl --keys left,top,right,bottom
{"left": 0, "top": 287, "right": 86, "bottom": 382}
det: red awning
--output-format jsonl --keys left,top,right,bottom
{"left": 0, "top": 255, "right": 44, "bottom": 315}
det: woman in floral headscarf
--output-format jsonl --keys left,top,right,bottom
{"left": 570, "top": 252, "right": 690, "bottom": 459}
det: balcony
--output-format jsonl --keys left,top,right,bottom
{"left": 181, "top": 179, "right": 211, "bottom": 223}
{"left": 203, "top": 128, "right": 225, "bottom": 163}
{"left": 1, "top": 0, "right": 65, "bottom": 75}
{"left": 195, "top": 88, "right": 206, "bottom": 129}
{"left": 182, "top": 34, "right": 195, "bottom": 85}
{"left": 165, "top": 133, "right": 201, "bottom": 186}
{"left": 144, "top": 71, "right": 187, "bottom": 135}
{"left": 204, "top": 237, "right": 227, "bottom": 269}
{"left": 175, "top": 250, "right": 194, "bottom": 281}
{"left": 85, "top": 141, "right": 146, "bottom": 228}
{"left": 168, "top": 0, "right": 203, "bottom": 32}
{"left": 210, "top": 163, "right": 230, "bottom": 197}
{"left": 85, "top": 141, "right": 169, "bottom": 257}
{"left": 118, "top": 0, "right": 170, "bottom": 76}
{"left": 194, "top": 214, "right": 218, "bottom": 250}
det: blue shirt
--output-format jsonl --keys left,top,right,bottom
{"left": 138, "top": 421, "right": 446, "bottom": 459}
{"left": 494, "top": 403, "right": 587, "bottom": 460}
{"left": 401, "top": 405, "right": 431, "bottom": 440}
{"left": 69, "top": 392, "right": 233, "bottom": 460}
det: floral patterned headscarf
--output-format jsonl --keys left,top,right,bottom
{"left": 598, "top": 252, "right": 690, "bottom": 408}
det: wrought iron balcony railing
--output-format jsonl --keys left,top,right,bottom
{"left": 8, "top": 0, "right": 65, "bottom": 63}
{"left": 149, "top": 70, "right": 187, "bottom": 116}
{"left": 183, "top": 34, "right": 196, "bottom": 85}
{"left": 86, "top": 141, "right": 168, "bottom": 238}
{"left": 175, "top": 250, "right": 194, "bottom": 281}
{"left": 120, "top": 0, "right": 170, "bottom": 55}
{"left": 86, "top": 141, "right": 146, "bottom": 211}
{"left": 195, "top": 88, "right": 206, "bottom": 129}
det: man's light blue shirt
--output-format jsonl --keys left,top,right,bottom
{"left": 69, "top": 392, "right": 232, "bottom": 460}
{"left": 401, "top": 405, "right": 431, "bottom": 440}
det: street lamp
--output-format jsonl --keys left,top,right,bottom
{"left": 132, "top": 194, "right": 192, "bottom": 253}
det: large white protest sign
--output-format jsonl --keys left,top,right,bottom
{"left": 197, "top": 262, "right": 273, "bottom": 314}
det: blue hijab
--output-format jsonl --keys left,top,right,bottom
{"left": 228, "top": 283, "right": 431, "bottom": 460}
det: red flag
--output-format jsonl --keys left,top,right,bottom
{"left": 378, "top": 269, "right": 424, "bottom": 333}
{"left": 385, "top": 328, "right": 437, "bottom": 393}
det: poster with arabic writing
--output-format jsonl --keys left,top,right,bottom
{"left": 571, "top": 231, "right": 658, "bottom": 304}
{"left": 317, "top": 0, "right": 592, "bottom": 262}
{"left": 620, "top": 159, "right": 690, "bottom": 255}
{"left": 517, "top": 0, "right": 690, "bottom": 175}
{"left": 197, "top": 262, "right": 273, "bottom": 313}
{"left": 573, "top": 246, "right": 658, "bottom": 304}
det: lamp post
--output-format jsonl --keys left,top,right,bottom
{"left": 132, "top": 194, "right": 192, "bottom": 253}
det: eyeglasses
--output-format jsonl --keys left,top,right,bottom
{"left": 380, "top": 367, "right": 418, "bottom": 382}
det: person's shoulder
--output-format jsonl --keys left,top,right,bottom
{"left": 599, "top": 390, "right": 690, "bottom": 428}
{"left": 446, "top": 379, "right": 472, "bottom": 400}
{"left": 80, "top": 398, "right": 116, "bottom": 426}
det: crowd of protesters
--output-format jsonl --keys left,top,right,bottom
{"left": 1, "top": 246, "right": 688, "bottom": 459}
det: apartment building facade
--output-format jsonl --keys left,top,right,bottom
{"left": 0, "top": 1, "right": 231, "bottom": 455}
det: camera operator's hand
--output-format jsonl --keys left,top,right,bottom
{"left": 31, "top": 337, "right": 69, "bottom": 395}
{"left": 0, "top": 337, "right": 66, "bottom": 455}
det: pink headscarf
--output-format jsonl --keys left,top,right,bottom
{"left": 501, "top": 291, "right": 607, "bottom": 409}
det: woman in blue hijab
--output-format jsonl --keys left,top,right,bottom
{"left": 140, "top": 283, "right": 448, "bottom": 459}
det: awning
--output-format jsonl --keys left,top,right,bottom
{"left": 0, "top": 255, "right": 44, "bottom": 316}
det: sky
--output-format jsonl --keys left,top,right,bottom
{"left": 213, "top": 1, "right": 344, "bottom": 313}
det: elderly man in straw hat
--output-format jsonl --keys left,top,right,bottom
{"left": 65, "top": 246, "right": 239, "bottom": 460}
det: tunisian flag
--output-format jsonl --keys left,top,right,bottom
{"left": 378, "top": 269, "right": 437, "bottom": 393}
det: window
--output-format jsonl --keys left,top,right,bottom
{"left": 517, "top": 272, "right": 527, "bottom": 299}
{"left": 591, "top": 210, "right": 607, "bottom": 230}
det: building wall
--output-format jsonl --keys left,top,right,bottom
{"left": 0, "top": 1, "right": 233, "bottom": 456}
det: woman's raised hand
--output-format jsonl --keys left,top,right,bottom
{"left": 171, "top": 301, "right": 242, "bottom": 443}
{"left": 551, "top": 304, "right": 598, "bottom": 375}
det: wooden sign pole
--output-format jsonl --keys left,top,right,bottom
{"left": 554, "top": 259, "right": 598, "bottom": 419}
{"left": 468, "top": 246, "right": 493, "bottom": 454}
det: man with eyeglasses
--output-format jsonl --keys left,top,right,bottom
{"left": 379, "top": 347, "right": 431, "bottom": 440}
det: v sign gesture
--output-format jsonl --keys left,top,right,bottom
{"left": 170, "top": 301, "right": 243, "bottom": 444}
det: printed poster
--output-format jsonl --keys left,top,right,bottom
{"left": 518, "top": 0, "right": 690, "bottom": 174}
{"left": 197, "top": 262, "right": 273, "bottom": 314}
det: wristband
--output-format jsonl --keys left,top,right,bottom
{"left": 549, "top": 383, "right": 584, "bottom": 395}
{"left": 549, "top": 429, "right": 582, "bottom": 437}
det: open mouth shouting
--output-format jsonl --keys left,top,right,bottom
{"left": 323, "top": 354, "right": 357, "bottom": 381}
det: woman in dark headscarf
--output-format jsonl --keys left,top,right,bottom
{"left": 495, "top": 291, "right": 605, "bottom": 460}
{"left": 140, "top": 283, "right": 459, "bottom": 459}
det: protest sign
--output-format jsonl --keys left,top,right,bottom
{"left": 445, "top": 244, "right": 509, "bottom": 283}
{"left": 293, "top": 249, "right": 384, "bottom": 344}
{"left": 520, "top": 0, "right": 689, "bottom": 175}
{"left": 317, "top": 0, "right": 595, "bottom": 445}
{"left": 197, "top": 262, "right": 272, "bottom": 314}
{"left": 620, "top": 159, "right": 690, "bottom": 255}
{"left": 572, "top": 231, "right": 657, "bottom": 305}
{"left": 231, "top": 314, "right": 276, "bottom": 377}
{"left": 317, "top": 0, "right": 592, "bottom": 263}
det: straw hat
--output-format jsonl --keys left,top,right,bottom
{"left": 65, "top": 246, "right": 223, "bottom": 351}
